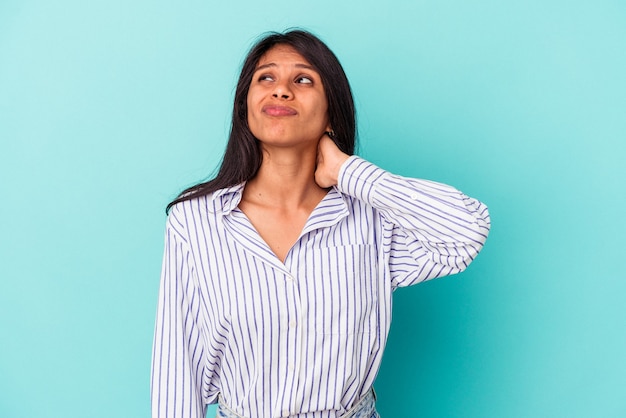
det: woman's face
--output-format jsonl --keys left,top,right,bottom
{"left": 247, "top": 44, "right": 330, "bottom": 149}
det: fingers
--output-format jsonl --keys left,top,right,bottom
{"left": 315, "top": 134, "right": 349, "bottom": 188}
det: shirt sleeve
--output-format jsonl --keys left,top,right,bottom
{"left": 336, "top": 156, "right": 491, "bottom": 288}
{"left": 151, "top": 212, "right": 208, "bottom": 418}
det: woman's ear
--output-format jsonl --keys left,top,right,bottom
{"left": 325, "top": 126, "right": 335, "bottom": 139}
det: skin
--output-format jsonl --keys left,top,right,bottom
{"left": 239, "top": 45, "right": 349, "bottom": 262}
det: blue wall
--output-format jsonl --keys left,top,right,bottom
{"left": 1, "top": 1, "right": 625, "bottom": 417}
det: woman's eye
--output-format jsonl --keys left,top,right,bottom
{"left": 296, "top": 76, "right": 313, "bottom": 84}
{"left": 258, "top": 74, "right": 274, "bottom": 82}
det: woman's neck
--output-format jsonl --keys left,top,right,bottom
{"left": 243, "top": 145, "right": 326, "bottom": 210}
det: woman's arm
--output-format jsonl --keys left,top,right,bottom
{"left": 151, "top": 214, "right": 208, "bottom": 418}
{"left": 316, "top": 135, "right": 491, "bottom": 287}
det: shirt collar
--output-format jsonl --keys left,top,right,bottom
{"left": 208, "top": 182, "right": 348, "bottom": 217}
{"left": 207, "top": 183, "right": 350, "bottom": 221}
{"left": 206, "top": 183, "right": 245, "bottom": 215}
{"left": 300, "top": 186, "right": 350, "bottom": 234}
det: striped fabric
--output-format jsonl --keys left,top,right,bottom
{"left": 151, "top": 156, "right": 490, "bottom": 418}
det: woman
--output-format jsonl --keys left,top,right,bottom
{"left": 151, "top": 30, "right": 490, "bottom": 418}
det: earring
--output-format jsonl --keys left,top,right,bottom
{"left": 325, "top": 130, "right": 336, "bottom": 138}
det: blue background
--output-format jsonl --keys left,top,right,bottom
{"left": 1, "top": 1, "right": 625, "bottom": 417}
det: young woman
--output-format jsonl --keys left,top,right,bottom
{"left": 151, "top": 30, "right": 490, "bottom": 418}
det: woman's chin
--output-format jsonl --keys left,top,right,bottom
{"left": 257, "top": 133, "right": 319, "bottom": 149}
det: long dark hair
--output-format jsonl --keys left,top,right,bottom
{"left": 166, "top": 29, "right": 356, "bottom": 213}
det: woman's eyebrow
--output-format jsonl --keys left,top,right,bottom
{"left": 254, "top": 63, "right": 276, "bottom": 72}
{"left": 294, "top": 63, "right": 314, "bottom": 70}
{"left": 254, "top": 63, "right": 315, "bottom": 72}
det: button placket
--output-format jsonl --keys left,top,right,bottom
{"left": 284, "top": 269, "right": 303, "bottom": 416}
{"left": 281, "top": 267, "right": 302, "bottom": 417}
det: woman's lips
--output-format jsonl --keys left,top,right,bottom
{"left": 262, "top": 105, "right": 297, "bottom": 116}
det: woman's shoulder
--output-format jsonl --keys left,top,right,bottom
{"left": 167, "top": 183, "right": 245, "bottom": 223}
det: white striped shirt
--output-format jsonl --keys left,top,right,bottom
{"left": 151, "top": 156, "right": 490, "bottom": 418}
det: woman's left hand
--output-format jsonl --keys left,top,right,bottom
{"left": 315, "top": 134, "right": 350, "bottom": 188}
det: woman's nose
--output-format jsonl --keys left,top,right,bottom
{"left": 272, "top": 81, "right": 292, "bottom": 99}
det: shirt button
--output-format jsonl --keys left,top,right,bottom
{"left": 282, "top": 409, "right": 290, "bottom": 417}
{"left": 289, "top": 320, "right": 297, "bottom": 328}
{"left": 410, "top": 192, "right": 419, "bottom": 200}
{"left": 286, "top": 274, "right": 294, "bottom": 282}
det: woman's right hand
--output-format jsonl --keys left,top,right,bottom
{"left": 315, "top": 134, "right": 349, "bottom": 188}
